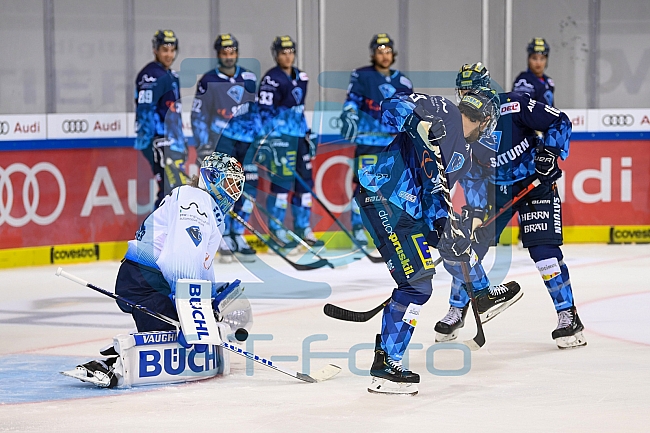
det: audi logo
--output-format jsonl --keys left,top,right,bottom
{"left": 0, "top": 163, "right": 66, "bottom": 227}
{"left": 0, "top": 121, "right": 9, "bottom": 135}
{"left": 602, "top": 114, "right": 634, "bottom": 127}
{"left": 62, "top": 119, "right": 89, "bottom": 133}
{"left": 329, "top": 116, "right": 343, "bottom": 129}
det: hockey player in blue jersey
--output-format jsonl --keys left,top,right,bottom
{"left": 434, "top": 63, "right": 586, "bottom": 350}
{"left": 340, "top": 33, "right": 413, "bottom": 246}
{"left": 357, "top": 89, "right": 516, "bottom": 395}
{"left": 135, "top": 30, "right": 186, "bottom": 208}
{"left": 64, "top": 152, "right": 250, "bottom": 388}
{"left": 191, "top": 34, "right": 262, "bottom": 263}
{"left": 257, "top": 36, "right": 324, "bottom": 249}
{"left": 513, "top": 38, "right": 555, "bottom": 107}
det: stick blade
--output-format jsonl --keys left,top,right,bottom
{"left": 308, "top": 364, "right": 341, "bottom": 382}
{"left": 323, "top": 303, "right": 367, "bottom": 322}
{"left": 463, "top": 332, "right": 486, "bottom": 352}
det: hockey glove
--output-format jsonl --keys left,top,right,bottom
{"left": 435, "top": 216, "right": 474, "bottom": 263}
{"left": 534, "top": 145, "right": 562, "bottom": 185}
{"left": 404, "top": 105, "right": 446, "bottom": 151}
{"left": 340, "top": 109, "right": 359, "bottom": 141}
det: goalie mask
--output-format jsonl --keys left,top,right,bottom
{"left": 199, "top": 152, "right": 245, "bottom": 215}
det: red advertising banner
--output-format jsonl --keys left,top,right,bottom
{"left": 1, "top": 140, "right": 649, "bottom": 249}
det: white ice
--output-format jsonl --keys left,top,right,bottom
{"left": 1, "top": 243, "right": 649, "bottom": 432}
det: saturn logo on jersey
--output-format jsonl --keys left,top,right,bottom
{"left": 227, "top": 85, "right": 244, "bottom": 104}
{"left": 186, "top": 226, "right": 203, "bottom": 246}
{"left": 489, "top": 138, "right": 531, "bottom": 167}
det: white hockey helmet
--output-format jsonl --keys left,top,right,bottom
{"left": 199, "top": 152, "right": 245, "bottom": 215}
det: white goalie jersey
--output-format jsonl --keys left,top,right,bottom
{"left": 124, "top": 185, "right": 225, "bottom": 295}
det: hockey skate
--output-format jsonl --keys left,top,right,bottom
{"left": 218, "top": 236, "right": 233, "bottom": 264}
{"left": 295, "top": 227, "right": 325, "bottom": 248}
{"left": 61, "top": 358, "right": 119, "bottom": 388}
{"left": 552, "top": 306, "right": 587, "bottom": 349}
{"left": 475, "top": 281, "right": 523, "bottom": 323}
{"left": 368, "top": 335, "right": 419, "bottom": 396}
{"left": 352, "top": 224, "right": 369, "bottom": 246}
{"left": 230, "top": 233, "right": 257, "bottom": 263}
{"left": 270, "top": 229, "right": 299, "bottom": 253}
{"left": 434, "top": 304, "right": 469, "bottom": 342}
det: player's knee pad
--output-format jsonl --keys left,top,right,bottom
{"left": 271, "top": 192, "right": 289, "bottom": 210}
{"left": 528, "top": 244, "right": 563, "bottom": 263}
{"left": 393, "top": 276, "right": 433, "bottom": 307}
{"left": 291, "top": 192, "right": 312, "bottom": 208}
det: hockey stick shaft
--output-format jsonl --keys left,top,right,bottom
{"left": 55, "top": 267, "right": 331, "bottom": 383}
{"left": 323, "top": 256, "right": 444, "bottom": 322}
{"left": 228, "top": 211, "right": 331, "bottom": 271}
{"left": 241, "top": 191, "right": 334, "bottom": 268}
{"left": 482, "top": 178, "right": 540, "bottom": 227}
{"left": 275, "top": 157, "right": 383, "bottom": 263}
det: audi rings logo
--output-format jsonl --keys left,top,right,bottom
{"left": 329, "top": 117, "right": 343, "bottom": 129}
{"left": 62, "top": 119, "right": 89, "bottom": 133}
{"left": 0, "top": 163, "right": 66, "bottom": 227}
{"left": 0, "top": 121, "right": 9, "bottom": 135}
{"left": 602, "top": 114, "right": 634, "bottom": 127}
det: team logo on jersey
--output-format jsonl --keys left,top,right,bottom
{"left": 478, "top": 131, "right": 502, "bottom": 152}
{"left": 379, "top": 83, "right": 396, "bottom": 99}
{"left": 186, "top": 226, "right": 203, "bottom": 247}
{"left": 227, "top": 85, "right": 244, "bottom": 104}
{"left": 543, "top": 90, "right": 554, "bottom": 107}
{"left": 445, "top": 152, "right": 465, "bottom": 173}
{"left": 291, "top": 87, "right": 303, "bottom": 104}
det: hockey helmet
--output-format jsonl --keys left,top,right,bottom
{"left": 271, "top": 36, "right": 296, "bottom": 60}
{"left": 214, "top": 33, "right": 239, "bottom": 52}
{"left": 152, "top": 30, "right": 178, "bottom": 50}
{"left": 369, "top": 33, "right": 395, "bottom": 54}
{"left": 455, "top": 62, "right": 491, "bottom": 101}
{"left": 199, "top": 152, "right": 245, "bottom": 215}
{"left": 458, "top": 86, "right": 500, "bottom": 136}
{"left": 527, "top": 37, "right": 550, "bottom": 57}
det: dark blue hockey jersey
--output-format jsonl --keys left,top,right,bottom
{"left": 343, "top": 66, "right": 413, "bottom": 146}
{"left": 258, "top": 66, "right": 309, "bottom": 138}
{"left": 191, "top": 66, "right": 261, "bottom": 145}
{"left": 134, "top": 61, "right": 184, "bottom": 152}
{"left": 512, "top": 69, "right": 555, "bottom": 107}
{"left": 359, "top": 93, "right": 471, "bottom": 231}
{"left": 461, "top": 91, "right": 571, "bottom": 210}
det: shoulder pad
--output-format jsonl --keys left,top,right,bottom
{"left": 499, "top": 100, "right": 521, "bottom": 115}
{"left": 399, "top": 76, "right": 412, "bottom": 88}
{"left": 170, "top": 70, "right": 179, "bottom": 78}
{"left": 547, "top": 78, "right": 555, "bottom": 87}
{"left": 299, "top": 71, "right": 309, "bottom": 81}
{"left": 241, "top": 71, "right": 257, "bottom": 81}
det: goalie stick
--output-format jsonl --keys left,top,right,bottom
{"left": 228, "top": 211, "right": 332, "bottom": 271}
{"left": 277, "top": 157, "right": 384, "bottom": 263}
{"left": 323, "top": 179, "right": 541, "bottom": 323}
{"left": 241, "top": 191, "right": 334, "bottom": 269}
{"left": 55, "top": 268, "right": 341, "bottom": 383}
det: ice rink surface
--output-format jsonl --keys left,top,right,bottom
{"left": 1, "top": 243, "right": 649, "bottom": 433}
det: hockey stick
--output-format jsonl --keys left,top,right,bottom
{"left": 228, "top": 211, "right": 331, "bottom": 271}
{"left": 322, "top": 179, "right": 542, "bottom": 323}
{"left": 55, "top": 267, "right": 340, "bottom": 383}
{"left": 241, "top": 191, "right": 334, "bottom": 268}
{"left": 323, "top": 257, "right": 443, "bottom": 322}
{"left": 276, "top": 157, "right": 384, "bottom": 263}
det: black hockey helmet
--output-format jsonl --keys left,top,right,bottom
{"left": 458, "top": 86, "right": 500, "bottom": 135}
{"left": 369, "top": 33, "right": 395, "bottom": 54}
{"left": 214, "top": 33, "right": 239, "bottom": 52}
{"left": 527, "top": 37, "right": 550, "bottom": 57}
{"left": 455, "top": 62, "right": 491, "bottom": 102}
{"left": 152, "top": 30, "right": 178, "bottom": 50}
{"left": 271, "top": 36, "right": 296, "bottom": 60}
